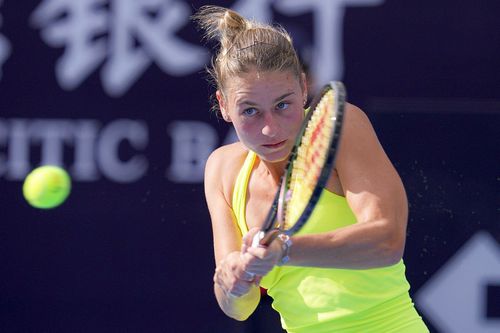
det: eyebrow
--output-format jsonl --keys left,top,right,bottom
{"left": 239, "top": 92, "right": 296, "bottom": 106}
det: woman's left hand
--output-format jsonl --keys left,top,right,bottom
{"left": 240, "top": 227, "right": 285, "bottom": 278}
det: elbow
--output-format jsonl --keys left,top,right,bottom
{"left": 384, "top": 246, "right": 404, "bottom": 266}
{"left": 215, "top": 285, "right": 259, "bottom": 322}
{"left": 218, "top": 300, "right": 254, "bottom": 322}
{"left": 220, "top": 304, "right": 253, "bottom": 322}
{"left": 377, "top": 215, "right": 407, "bottom": 266}
{"left": 223, "top": 304, "right": 254, "bottom": 321}
{"left": 381, "top": 236, "right": 406, "bottom": 266}
{"left": 228, "top": 312, "right": 252, "bottom": 321}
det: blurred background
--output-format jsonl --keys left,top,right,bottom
{"left": 0, "top": 1, "right": 498, "bottom": 332}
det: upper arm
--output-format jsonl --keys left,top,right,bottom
{"left": 204, "top": 147, "right": 243, "bottom": 265}
{"left": 336, "top": 104, "right": 408, "bottom": 235}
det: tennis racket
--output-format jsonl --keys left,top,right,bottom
{"left": 252, "top": 81, "right": 346, "bottom": 247}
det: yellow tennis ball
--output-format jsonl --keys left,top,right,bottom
{"left": 23, "top": 165, "right": 71, "bottom": 209}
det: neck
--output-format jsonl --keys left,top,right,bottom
{"left": 255, "top": 156, "right": 288, "bottom": 185}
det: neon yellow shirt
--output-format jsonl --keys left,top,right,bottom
{"left": 232, "top": 150, "right": 428, "bottom": 333}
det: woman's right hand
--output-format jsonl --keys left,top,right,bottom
{"left": 214, "top": 251, "right": 258, "bottom": 298}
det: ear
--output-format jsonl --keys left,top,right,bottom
{"left": 216, "top": 90, "right": 231, "bottom": 122}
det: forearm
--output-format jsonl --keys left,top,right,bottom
{"left": 288, "top": 219, "right": 406, "bottom": 269}
{"left": 214, "top": 282, "right": 261, "bottom": 321}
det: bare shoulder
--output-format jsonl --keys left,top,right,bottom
{"left": 337, "top": 102, "right": 385, "bottom": 156}
{"left": 205, "top": 141, "right": 249, "bottom": 180}
{"left": 344, "top": 102, "right": 373, "bottom": 132}
{"left": 337, "top": 102, "right": 405, "bottom": 205}
{"left": 204, "top": 141, "right": 249, "bottom": 202}
{"left": 338, "top": 102, "right": 386, "bottom": 161}
{"left": 204, "top": 142, "right": 253, "bottom": 261}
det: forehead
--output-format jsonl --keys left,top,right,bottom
{"left": 225, "top": 69, "right": 301, "bottom": 98}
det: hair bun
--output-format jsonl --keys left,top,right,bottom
{"left": 192, "top": 4, "right": 304, "bottom": 110}
{"left": 193, "top": 6, "right": 248, "bottom": 49}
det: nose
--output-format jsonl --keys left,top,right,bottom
{"left": 261, "top": 113, "right": 279, "bottom": 137}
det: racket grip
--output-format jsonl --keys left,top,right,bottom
{"left": 251, "top": 230, "right": 280, "bottom": 247}
{"left": 251, "top": 231, "right": 265, "bottom": 247}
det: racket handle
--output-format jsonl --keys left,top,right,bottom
{"left": 251, "top": 229, "right": 280, "bottom": 247}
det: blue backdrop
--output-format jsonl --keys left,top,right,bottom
{"left": 0, "top": 1, "right": 498, "bottom": 332}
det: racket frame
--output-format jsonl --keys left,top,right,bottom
{"left": 252, "top": 81, "right": 346, "bottom": 247}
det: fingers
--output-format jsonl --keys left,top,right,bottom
{"left": 240, "top": 252, "right": 275, "bottom": 276}
{"left": 240, "top": 234, "right": 284, "bottom": 276}
{"left": 242, "top": 227, "right": 261, "bottom": 251}
{"left": 214, "top": 254, "right": 257, "bottom": 298}
{"left": 242, "top": 270, "right": 256, "bottom": 282}
{"left": 215, "top": 270, "right": 254, "bottom": 298}
{"left": 214, "top": 234, "right": 282, "bottom": 299}
{"left": 246, "top": 239, "right": 282, "bottom": 263}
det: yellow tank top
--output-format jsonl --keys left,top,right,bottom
{"left": 232, "top": 151, "right": 428, "bottom": 333}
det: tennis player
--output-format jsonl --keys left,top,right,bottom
{"left": 194, "top": 5, "right": 429, "bottom": 333}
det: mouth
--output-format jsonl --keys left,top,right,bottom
{"left": 262, "top": 140, "right": 287, "bottom": 149}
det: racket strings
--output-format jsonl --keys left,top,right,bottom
{"left": 283, "top": 90, "right": 335, "bottom": 228}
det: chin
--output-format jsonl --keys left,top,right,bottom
{"left": 258, "top": 150, "right": 290, "bottom": 163}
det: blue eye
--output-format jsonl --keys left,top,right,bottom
{"left": 243, "top": 108, "right": 257, "bottom": 116}
{"left": 276, "top": 102, "right": 289, "bottom": 110}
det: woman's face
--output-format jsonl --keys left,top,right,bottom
{"left": 218, "top": 69, "right": 307, "bottom": 162}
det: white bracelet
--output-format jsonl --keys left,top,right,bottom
{"left": 277, "top": 233, "right": 292, "bottom": 266}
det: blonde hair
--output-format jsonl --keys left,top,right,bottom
{"left": 192, "top": 6, "right": 304, "bottom": 111}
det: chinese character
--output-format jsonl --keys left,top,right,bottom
{"left": 276, "top": 0, "right": 384, "bottom": 90}
{"left": 0, "top": 0, "right": 11, "bottom": 79}
{"left": 232, "top": 0, "right": 274, "bottom": 23}
{"left": 31, "top": 0, "right": 207, "bottom": 97}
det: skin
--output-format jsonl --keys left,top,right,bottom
{"left": 204, "top": 67, "right": 408, "bottom": 321}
